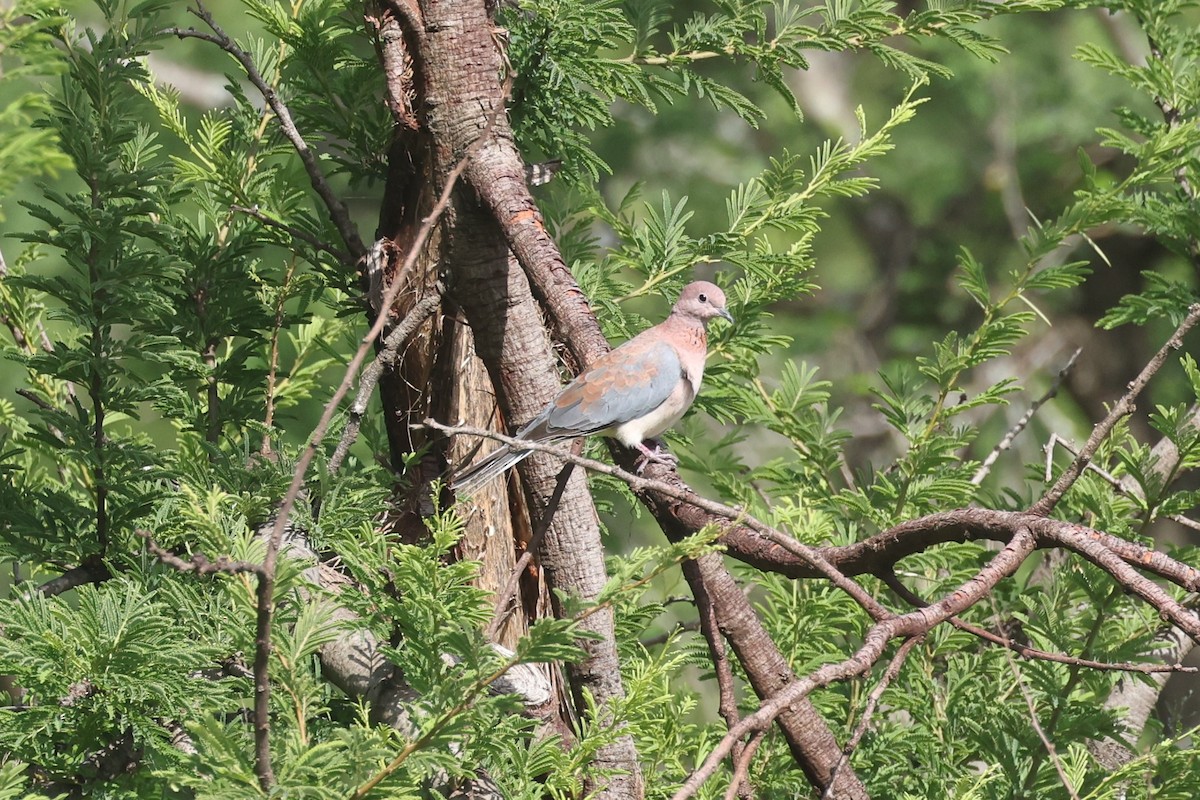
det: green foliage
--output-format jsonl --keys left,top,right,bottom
{"left": 1, "top": 0, "right": 1200, "bottom": 798}
{"left": 0, "top": 0, "right": 72, "bottom": 220}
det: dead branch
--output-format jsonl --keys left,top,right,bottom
{"left": 1031, "top": 303, "right": 1200, "bottom": 515}
{"left": 821, "top": 635, "right": 922, "bottom": 800}
{"left": 485, "top": 456, "right": 578, "bottom": 641}
{"left": 882, "top": 569, "right": 1195, "bottom": 675}
{"left": 973, "top": 347, "right": 1081, "bottom": 485}
{"left": 328, "top": 283, "right": 446, "bottom": 475}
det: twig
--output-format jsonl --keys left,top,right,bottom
{"left": 420, "top": 419, "right": 888, "bottom": 621}
{"left": 164, "top": 2, "right": 367, "bottom": 261}
{"left": 639, "top": 619, "right": 702, "bottom": 648}
{"left": 137, "top": 530, "right": 265, "bottom": 577}
{"left": 230, "top": 204, "right": 353, "bottom": 266}
{"left": 820, "top": 635, "right": 921, "bottom": 800}
{"left": 973, "top": 348, "right": 1081, "bottom": 485}
{"left": 1146, "top": 34, "right": 1197, "bottom": 203}
{"left": 881, "top": 570, "right": 1195, "bottom": 675}
{"left": 138, "top": 518, "right": 272, "bottom": 786}
{"left": 1031, "top": 303, "right": 1200, "bottom": 515}
{"left": 721, "top": 729, "right": 766, "bottom": 800}
{"left": 14, "top": 388, "right": 55, "bottom": 412}
{"left": 327, "top": 284, "right": 445, "bottom": 475}
{"left": 1044, "top": 434, "right": 1200, "bottom": 534}
{"left": 999, "top": 607, "right": 1082, "bottom": 800}
{"left": 484, "top": 456, "right": 577, "bottom": 640}
{"left": 689, "top": 560, "right": 751, "bottom": 799}
{"left": 262, "top": 259, "right": 298, "bottom": 456}
{"left": 246, "top": 64, "right": 511, "bottom": 790}
{"left": 349, "top": 654, "right": 526, "bottom": 798}
{"left": 33, "top": 557, "right": 112, "bottom": 597}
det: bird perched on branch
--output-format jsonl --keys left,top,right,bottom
{"left": 452, "top": 280, "right": 734, "bottom": 494}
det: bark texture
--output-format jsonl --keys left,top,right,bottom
{"left": 381, "top": 0, "right": 646, "bottom": 794}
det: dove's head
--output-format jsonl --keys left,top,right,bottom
{"left": 673, "top": 281, "right": 734, "bottom": 326}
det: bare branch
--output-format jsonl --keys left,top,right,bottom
{"left": 485, "top": 454, "right": 578, "bottom": 640}
{"left": 1001, "top": 626, "right": 1082, "bottom": 800}
{"left": 1031, "top": 303, "right": 1200, "bottom": 515}
{"left": 882, "top": 569, "right": 1195, "bottom": 675}
{"left": 137, "top": 530, "right": 265, "bottom": 577}
{"left": 821, "top": 635, "right": 922, "bottom": 800}
{"left": 328, "top": 283, "right": 446, "bottom": 475}
{"left": 423, "top": 419, "right": 885, "bottom": 619}
{"left": 722, "top": 730, "right": 766, "bottom": 800}
{"left": 973, "top": 347, "right": 1081, "bottom": 485}
{"left": 33, "top": 557, "right": 112, "bottom": 597}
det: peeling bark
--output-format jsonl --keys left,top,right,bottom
{"left": 395, "top": 0, "right": 645, "bottom": 793}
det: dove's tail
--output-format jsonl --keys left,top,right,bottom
{"left": 450, "top": 444, "right": 533, "bottom": 495}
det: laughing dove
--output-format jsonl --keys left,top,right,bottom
{"left": 452, "top": 281, "right": 734, "bottom": 493}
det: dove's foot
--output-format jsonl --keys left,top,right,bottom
{"left": 634, "top": 439, "right": 678, "bottom": 473}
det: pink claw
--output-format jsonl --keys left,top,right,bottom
{"left": 634, "top": 440, "right": 678, "bottom": 473}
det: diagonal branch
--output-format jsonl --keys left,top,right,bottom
{"left": 328, "top": 283, "right": 446, "bottom": 475}
{"left": 1030, "top": 303, "right": 1200, "bottom": 515}
{"left": 820, "top": 635, "right": 922, "bottom": 800}
{"left": 165, "top": 1, "right": 367, "bottom": 261}
{"left": 882, "top": 569, "right": 1195, "bottom": 675}
{"left": 973, "top": 347, "right": 1080, "bottom": 485}
{"left": 423, "top": 419, "right": 885, "bottom": 618}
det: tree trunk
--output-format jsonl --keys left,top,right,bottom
{"left": 372, "top": 0, "right": 645, "bottom": 795}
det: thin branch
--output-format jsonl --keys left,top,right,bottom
{"left": 1031, "top": 303, "right": 1200, "bottom": 515}
{"left": 250, "top": 68, "right": 511, "bottom": 791}
{"left": 882, "top": 570, "right": 1195, "bottom": 675}
{"left": 230, "top": 204, "right": 353, "bottom": 266}
{"left": 1000, "top": 610, "right": 1083, "bottom": 800}
{"left": 1146, "top": 34, "right": 1197, "bottom": 203}
{"left": 691, "top": 560, "right": 751, "bottom": 799}
{"left": 426, "top": 422, "right": 1200, "bottom": 636}
{"left": 349, "top": 653, "right": 526, "bottom": 798}
{"left": 328, "top": 283, "right": 445, "bottom": 475}
{"left": 820, "top": 635, "right": 921, "bottom": 800}
{"left": 262, "top": 258, "right": 298, "bottom": 456}
{"left": 1044, "top": 434, "right": 1200, "bottom": 534}
{"left": 721, "top": 730, "right": 766, "bottom": 800}
{"left": 15, "top": 388, "right": 55, "bottom": 412}
{"left": 639, "top": 619, "right": 702, "bottom": 648}
{"left": 137, "top": 530, "right": 265, "bottom": 577}
{"left": 33, "top": 557, "right": 112, "bottom": 597}
{"left": 973, "top": 347, "right": 1081, "bottom": 485}
{"left": 484, "top": 455, "right": 578, "bottom": 641}
{"left": 421, "top": 419, "right": 887, "bottom": 621}
{"left": 164, "top": 1, "right": 367, "bottom": 261}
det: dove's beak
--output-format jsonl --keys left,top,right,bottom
{"left": 718, "top": 308, "right": 734, "bottom": 324}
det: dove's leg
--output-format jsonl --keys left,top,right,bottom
{"left": 634, "top": 439, "right": 678, "bottom": 472}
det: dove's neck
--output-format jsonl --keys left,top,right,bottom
{"left": 661, "top": 314, "right": 709, "bottom": 388}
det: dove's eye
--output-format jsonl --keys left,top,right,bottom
{"left": 698, "top": 292, "right": 708, "bottom": 303}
